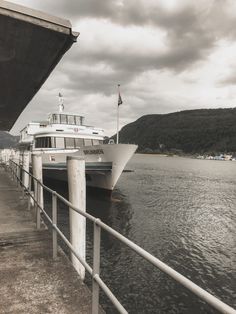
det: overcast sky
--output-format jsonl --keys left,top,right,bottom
{"left": 10, "top": 0, "right": 236, "bottom": 136}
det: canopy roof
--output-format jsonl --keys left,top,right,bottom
{"left": 0, "top": 0, "right": 78, "bottom": 130}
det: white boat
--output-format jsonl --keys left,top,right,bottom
{"left": 19, "top": 108, "right": 137, "bottom": 191}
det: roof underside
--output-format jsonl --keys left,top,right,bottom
{"left": 0, "top": 0, "right": 78, "bottom": 131}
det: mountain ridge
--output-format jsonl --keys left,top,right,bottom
{"left": 116, "top": 108, "right": 236, "bottom": 154}
{"left": 0, "top": 131, "right": 19, "bottom": 149}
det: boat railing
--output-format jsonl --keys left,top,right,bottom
{"left": 5, "top": 159, "right": 236, "bottom": 314}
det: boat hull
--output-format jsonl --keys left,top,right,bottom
{"left": 38, "top": 144, "right": 137, "bottom": 190}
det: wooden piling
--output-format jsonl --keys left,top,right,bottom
{"left": 67, "top": 156, "right": 86, "bottom": 280}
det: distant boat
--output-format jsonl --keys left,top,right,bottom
{"left": 19, "top": 108, "right": 137, "bottom": 191}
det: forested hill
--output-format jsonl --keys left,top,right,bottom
{"left": 117, "top": 108, "right": 236, "bottom": 154}
{"left": 0, "top": 131, "right": 19, "bottom": 148}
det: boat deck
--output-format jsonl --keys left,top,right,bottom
{"left": 0, "top": 166, "right": 102, "bottom": 313}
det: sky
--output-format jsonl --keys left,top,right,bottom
{"left": 10, "top": 0, "right": 236, "bottom": 136}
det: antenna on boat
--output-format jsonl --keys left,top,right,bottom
{"left": 58, "top": 92, "right": 64, "bottom": 112}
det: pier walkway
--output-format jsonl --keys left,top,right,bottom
{"left": 0, "top": 167, "right": 94, "bottom": 314}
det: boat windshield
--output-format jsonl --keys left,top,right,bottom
{"left": 50, "top": 114, "right": 84, "bottom": 126}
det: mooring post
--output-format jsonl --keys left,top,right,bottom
{"left": 32, "top": 153, "right": 44, "bottom": 229}
{"left": 67, "top": 156, "right": 86, "bottom": 280}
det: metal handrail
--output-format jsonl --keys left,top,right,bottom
{"left": 6, "top": 159, "right": 236, "bottom": 314}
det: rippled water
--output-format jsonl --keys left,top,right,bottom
{"left": 44, "top": 154, "right": 236, "bottom": 313}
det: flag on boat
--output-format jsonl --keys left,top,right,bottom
{"left": 118, "top": 89, "right": 123, "bottom": 106}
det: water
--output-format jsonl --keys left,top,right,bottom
{"left": 44, "top": 154, "right": 236, "bottom": 313}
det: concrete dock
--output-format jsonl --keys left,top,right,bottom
{"left": 0, "top": 167, "right": 96, "bottom": 314}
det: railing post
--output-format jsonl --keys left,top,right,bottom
{"left": 67, "top": 156, "right": 86, "bottom": 280}
{"left": 9, "top": 160, "right": 13, "bottom": 180}
{"left": 16, "top": 160, "right": 21, "bottom": 187}
{"left": 12, "top": 162, "right": 15, "bottom": 181}
{"left": 52, "top": 192, "right": 58, "bottom": 260}
{"left": 36, "top": 181, "right": 41, "bottom": 229}
{"left": 92, "top": 219, "right": 101, "bottom": 314}
{"left": 12, "top": 161, "right": 15, "bottom": 181}
{"left": 34, "top": 179, "right": 38, "bottom": 216}
{"left": 27, "top": 175, "right": 32, "bottom": 211}
{"left": 14, "top": 162, "right": 16, "bottom": 182}
{"left": 21, "top": 163, "right": 25, "bottom": 199}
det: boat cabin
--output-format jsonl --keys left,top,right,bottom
{"left": 19, "top": 112, "right": 105, "bottom": 150}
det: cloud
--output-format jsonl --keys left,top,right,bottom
{"left": 12, "top": 0, "right": 236, "bottom": 79}
{"left": 53, "top": 15, "right": 216, "bottom": 99}
{"left": 8, "top": 0, "right": 236, "bottom": 136}
{"left": 219, "top": 73, "right": 236, "bottom": 86}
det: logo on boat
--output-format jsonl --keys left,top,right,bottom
{"left": 84, "top": 149, "right": 104, "bottom": 155}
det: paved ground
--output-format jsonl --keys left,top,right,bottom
{"left": 0, "top": 167, "right": 102, "bottom": 314}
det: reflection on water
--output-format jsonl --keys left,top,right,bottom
{"left": 44, "top": 155, "right": 236, "bottom": 313}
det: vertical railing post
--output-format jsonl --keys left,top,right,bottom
{"left": 10, "top": 160, "right": 12, "bottom": 177}
{"left": 27, "top": 175, "right": 32, "bottom": 211}
{"left": 12, "top": 161, "right": 14, "bottom": 181}
{"left": 16, "top": 159, "right": 21, "bottom": 188}
{"left": 12, "top": 161, "right": 15, "bottom": 182}
{"left": 36, "top": 180, "right": 41, "bottom": 229}
{"left": 10, "top": 160, "right": 13, "bottom": 180}
{"left": 52, "top": 192, "right": 58, "bottom": 260}
{"left": 21, "top": 166, "right": 25, "bottom": 199}
{"left": 92, "top": 219, "right": 101, "bottom": 314}
{"left": 34, "top": 179, "right": 38, "bottom": 217}
{"left": 14, "top": 162, "right": 17, "bottom": 185}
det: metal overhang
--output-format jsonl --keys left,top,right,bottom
{"left": 0, "top": 0, "right": 79, "bottom": 131}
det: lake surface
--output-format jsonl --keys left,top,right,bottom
{"left": 44, "top": 154, "right": 236, "bottom": 313}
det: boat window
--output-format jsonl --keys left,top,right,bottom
{"left": 55, "top": 137, "right": 65, "bottom": 149}
{"left": 60, "top": 114, "right": 67, "bottom": 124}
{"left": 75, "top": 116, "right": 81, "bottom": 126}
{"left": 46, "top": 137, "right": 51, "bottom": 148}
{"left": 75, "top": 138, "right": 83, "bottom": 148}
{"left": 52, "top": 114, "right": 60, "bottom": 124}
{"left": 92, "top": 139, "right": 99, "bottom": 145}
{"left": 65, "top": 137, "right": 75, "bottom": 148}
{"left": 51, "top": 137, "right": 56, "bottom": 148}
{"left": 35, "top": 138, "right": 41, "bottom": 148}
{"left": 35, "top": 137, "right": 52, "bottom": 148}
{"left": 84, "top": 139, "right": 92, "bottom": 146}
{"left": 67, "top": 115, "right": 75, "bottom": 125}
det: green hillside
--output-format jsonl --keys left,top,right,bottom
{"left": 116, "top": 108, "right": 236, "bottom": 154}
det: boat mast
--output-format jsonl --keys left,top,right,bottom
{"left": 58, "top": 92, "right": 64, "bottom": 112}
